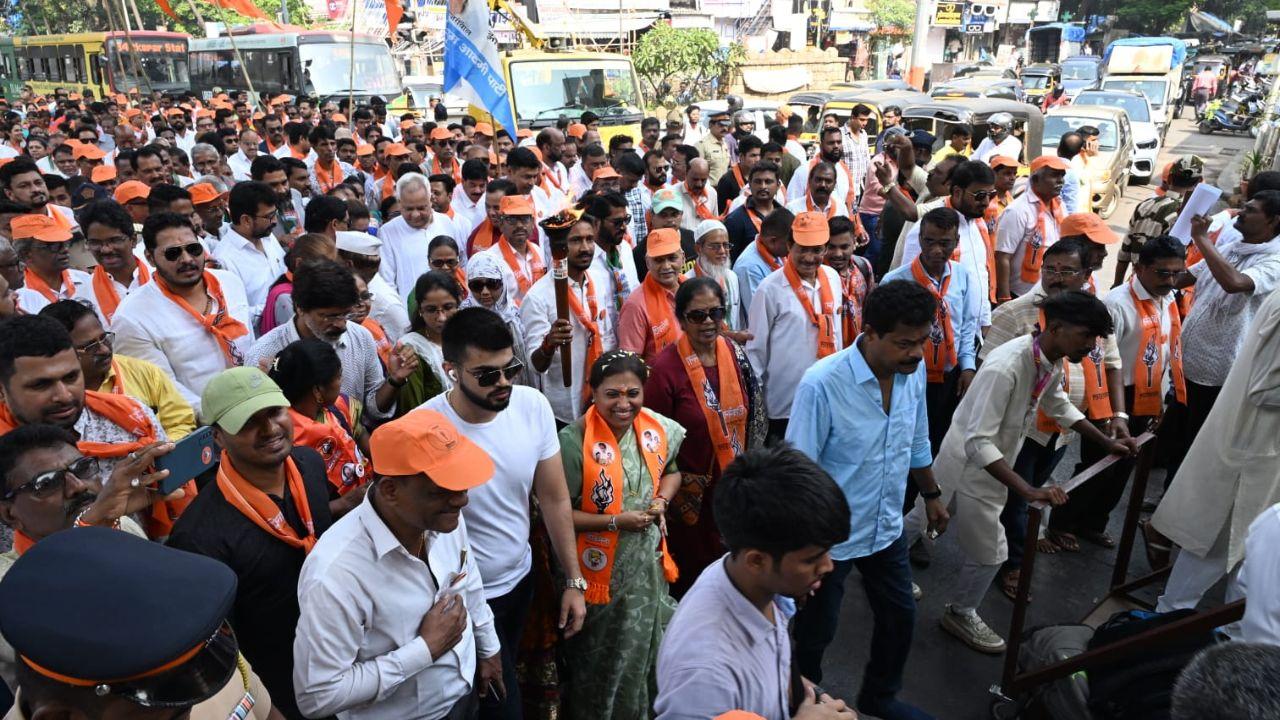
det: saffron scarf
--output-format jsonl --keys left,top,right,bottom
{"left": 468, "top": 219, "right": 500, "bottom": 256}
{"left": 836, "top": 260, "right": 869, "bottom": 347}
{"left": 361, "top": 317, "right": 393, "bottom": 366}
{"left": 755, "top": 240, "right": 784, "bottom": 271}
{"left": 676, "top": 334, "right": 747, "bottom": 475}
{"left": 1130, "top": 280, "right": 1186, "bottom": 416}
{"left": 783, "top": 262, "right": 837, "bottom": 359}
{"left": 1020, "top": 195, "right": 1065, "bottom": 284}
{"left": 23, "top": 268, "right": 75, "bottom": 303}
{"left": 1034, "top": 309, "right": 1111, "bottom": 432}
{"left": 216, "top": 451, "right": 317, "bottom": 552}
{"left": 313, "top": 159, "right": 344, "bottom": 194}
{"left": 910, "top": 258, "right": 956, "bottom": 383}
{"left": 577, "top": 406, "right": 678, "bottom": 604}
{"left": 155, "top": 272, "right": 249, "bottom": 366}
{"left": 944, "top": 198, "right": 997, "bottom": 304}
{"left": 566, "top": 274, "right": 604, "bottom": 406}
{"left": 92, "top": 263, "right": 151, "bottom": 322}
{"left": 641, "top": 275, "right": 681, "bottom": 354}
{"left": 289, "top": 397, "right": 370, "bottom": 495}
{"left": 498, "top": 237, "right": 545, "bottom": 301}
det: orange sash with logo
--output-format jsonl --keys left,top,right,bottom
{"left": 23, "top": 268, "right": 74, "bottom": 303}
{"left": 837, "top": 261, "right": 869, "bottom": 346}
{"left": 289, "top": 397, "right": 370, "bottom": 495}
{"left": 676, "top": 334, "right": 747, "bottom": 473}
{"left": 1131, "top": 280, "right": 1186, "bottom": 416}
{"left": 313, "top": 159, "right": 344, "bottom": 194}
{"left": 566, "top": 274, "right": 604, "bottom": 405}
{"left": 498, "top": 238, "right": 546, "bottom": 299}
{"left": 361, "top": 317, "right": 393, "bottom": 366}
{"left": 216, "top": 451, "right": 317, "bottom": 552}
{"left": 783, "top": 262, "right": 837, "bottom": 358}
{"left": 92, "top": 263, "right": 151, "bottom": 322}
{"left": 911, "top": 259, "right": 956, "bottom": 382}
{"left": 155, "top": 272, "right": 249, "bottom": 366}
{"left": 577, "top": 406, "right": 678, "bottom": 604}
{"left": 433, "top": 156, "right": 462, "bottom": 185}
{"left": 1020, "top": 196, "right": 1064, "bottom": 283}
{"left": 1035, "top": 310, "right": 1111, "bottom": 432}
{"left": 641, "top": 275, "right": 681, "bottom": 353}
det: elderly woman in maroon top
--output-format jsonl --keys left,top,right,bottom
{"left": 644, "top": 276, "right": 766, "bottom": 597}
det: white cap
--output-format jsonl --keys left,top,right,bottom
{"left": 695, "top": 219, "right": 727, "bottom": 242}
{"left": 335, "top": 230, "right": 382, "bottom": 255}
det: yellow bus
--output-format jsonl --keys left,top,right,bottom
{"left": 497, "top": 49, "right": 645, "bottom": 143}
{"left": 13, "top": 31, "right": 189, "bottom": 99}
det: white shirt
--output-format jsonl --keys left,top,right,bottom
{"left": 675, "top": 183, "right": 719, "bottom": 233}
{"left": 83, "top": 263, "right": 149, "bottom": 328}
{"left": 174, "top": 129, "right": 197, "bottom": 154}
{"left": 227, "top": 149, "right": 258, "bottom": 182}
{"left": 0, "top": 146, "right": 19, "bottom": 160}
{"left": 14, "top": 269, "right": 92, "bottom": 315}
{"left": 422, "top": 388, "right": 560, "bottom": 598}
{"left": 519, "top": 270, "right": 617, "bottom": 423}
{"left": 478, "top": 238, "right": 547, "bottom": 309}
{"left": 1240, "top": 503, "right": 1280, "bottom": 646}
{"left": 784, "top": 195, "right": 849, "bottom": 218}
{"left": 996, "top": 190, "right": 1061, "bottom": 298}
{"left": 973, "top": 135, "right": 1023, "bottom": 164}
{"left": 1104, "top": 278, "right": 1177, "bottom": 391}
{"left": 451, "top": 186, "right": 486, "bottom": 241}
{"left": 899, "top": 208, "right": 994, "bottom": 327}
{"left": 569, "top": 164, "right": 593, "bottom": 202}
{"left": 211, "top": 228, "right": 287, "bottom": 327}
{"left": 745, "top": 265, "right": 845, "bottom": 419}
{"left": 369, "top": 273, "right": 411, "bottom": 342}
{"left": 273, "top": 144, "right": 317, "bottom": 165}
{"left": 785, "top": 138, "right": 807, "bottom": 165}
{"left": 111, "top": 269, "right": 253, "bottom": 414}
{"left": 293, "top": 497, "right": 499, "bottom": 720}
{"left": 378, "top": 214, "right": 462, "bottom": 299}
{"left": 785, "top": 158, "right": 855, "bottom": 207}
{"left": 1181, "top": 236, "right": 1280, "bottom": 386}
{"left": 36, "top": 156, "right": 65, "bottom": 177}
{"left": 589, "top": 243, "right": 640, "bottom": 333}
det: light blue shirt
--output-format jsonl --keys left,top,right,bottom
{"left": 1061, "top": 166, "right": 1085, "bottom": 214}
{"left": 882, "top": 260, "right": 981, "bottom": 372}
{"left": 732, "top": 242, "right": 779, "bottom": 317}
{"left": 786, "top": 339, "right": 933, "bottom": 560}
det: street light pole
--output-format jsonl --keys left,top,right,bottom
{"left": 908, "top": 0, "right": 931, "bottom": 90}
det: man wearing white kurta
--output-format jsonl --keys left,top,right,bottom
{"left": 378, "top": 173, "right": 461, "bottom": 299}
{"left": 928, "top": 290, "right": 1133, "bottom": 654}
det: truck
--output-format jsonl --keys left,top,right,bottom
{"left": 1100, "top": 36, "right": 1187, "bottom": 139}
{"left": 1026, "top": 23, "right": 1085, "bottom": 65}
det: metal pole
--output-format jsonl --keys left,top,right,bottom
{"left": 102, "top": 3, "right": 133, "bottom": 96}
{"left": 907, "top": 0, "right": 930, "bottom": 90}
{"left": 348, "top": 0, "right": 358, "bottom": 126}
{"left": 280, "top": 0, "right": 291, "bottom": 25}
{"left": 114, "top": 0, "right": 155, "bottom": 96}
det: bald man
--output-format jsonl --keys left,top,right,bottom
{"left": 675, "top": 158, "right": 718, "bottom": 233}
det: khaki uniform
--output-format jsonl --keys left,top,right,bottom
{"left": 696, "top": 135, "right": 730, "bottom": 187}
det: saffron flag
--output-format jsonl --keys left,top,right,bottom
{"left": 204, "top": 0, "right": 271, "bottom": 21}
{"left": 385, "top": 0, "right": 403, "bottom": 37}
{"left": 443, "top": 0, "right": 517, "bottom": 134}
{"left": 155, "top": 0, "right": 181, "bottom": 21}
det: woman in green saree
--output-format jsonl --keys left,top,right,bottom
{"left": 393, "top": 269, "right": 460, "bottom": 416}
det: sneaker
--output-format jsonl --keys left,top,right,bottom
{"left": 940, "top": 604, "right": 1006, "bottom": 654}
{"left": 909, "top": 536, "right": 932, "bottom": 568}
{"left": 912, "top": 582, "right": 923, "bottom": 600}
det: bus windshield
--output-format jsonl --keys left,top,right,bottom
{"left": 300, "top": 42, "right": 400, "bottom": 97}
{"left": 108, "top": 39, "right": 188, "bottom": 91}
{"left": 509, "top": 59, "right": 642, "bottom": 125}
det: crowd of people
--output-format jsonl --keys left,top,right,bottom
{"left": 0, "top": 82, "right": 1275, "bottom": 720}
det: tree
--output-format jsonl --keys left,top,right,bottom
{"left": 867, "top": 0, "right": 914, "bottom": 33}
{"left": 0, "top": 0, "right": 311, "bottom": 36}
{"left": 633, "top": 24, "right": 745, "bottom": 106}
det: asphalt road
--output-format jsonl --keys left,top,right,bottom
{"left": 819, "top": 117, "right": 1259, "bottom": 720}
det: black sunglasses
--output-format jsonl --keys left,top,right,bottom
{"left": 4, "top": 456, "right": 99, "bottom": 501}
{"left": 684, "top": 306, "right": 727, "bottom": 324}
{"left": 467, "top": 360, "right": 524, "bottom": 387}
{"left": 468, "top": 278, "right": 503, "bottom": 293}
{"left": 161, "top": 242, "right": 205, "bottom": 262}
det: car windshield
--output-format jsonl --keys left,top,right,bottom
{"left": 1044, "top": 116, "right": 1119, "bottom": 151}
{"left": 299, "top": 43, "right": 401, "bottom": 97}
{"left": 1022, "top": 74, "right": 1051, "bottom": 89}
{"left": 1061, "top": 61, "right": 1099, "bottom": 81}
{"left": 509, "top": 60, "right": 642, "bottom": 124}
{"left": 1075, "top": 93, "right": 1149, "bottom": 122}
{"left": 1101, "top": 79, "right": 1167, "bottom": 106}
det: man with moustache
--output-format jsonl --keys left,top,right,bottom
{"left": 77, "top": 200, "right": 150, "bottom": 326}
{"left": 675, "top": 158, "right": 718, "bottom": 233}
{"left": 787, "top": 161, "right": 850, "bottom": 219}
{"left": 995, "top": 156, "right": 1069, "bottom": 302}
{"left": 618, "top": 228, "right": 685, "bottom": 366}
{"left": 213, "top": 180, "right": 287, "bottom": 326}
{"left": 1, "top": 158, "right": 79, "bottom": 234}
{"left": 724, "top": 162, "right": 783, "bottom": 259}
{"left": 634, "top": 187, "right": 697, "bottom": 281}
{"left": 535, "top": 128, "right": 571, "bottom": 207}
{"left": 0, "top": 314, "right": 193, "bottom": 540}
{"left": 453, "top": 158, "right": 490, "bottom": 232}
{"left": 421, "top": 307, "right": 587, "bottom": 720}
{"left": 787, "top": 127, "right": 857, "bottom": 214}
{"left": 113, "top": 213, "right": 253, "bottom": 414}
{"left": 479, "top": 194, "right": 547, "bottom": 309}
{"left": 824, "top": 216, "right": 873, "bottom": 348}
{"left": 228, "top": 128, "right": 262, "bottom": 182}
{"left": 167, "top": 367, "right": 332, "bottom": 720}
{"left": 379, "top": 172, "right": 461, "bottom": 298}
{"left": 684, "top": 219, "right": 745, "bottom": 333}
{"left": 9, "top": 214, "right": 91, "bottom": 315}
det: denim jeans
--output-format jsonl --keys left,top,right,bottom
{"left": 793, "top": 533, "right": 916, "bottom": 707}
{"left": 859, "top": 211, "right": 882, "bottom": 266}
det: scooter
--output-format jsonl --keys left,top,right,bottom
{"left": 1198, "top": 95, "right": 1260, "bottom": 137}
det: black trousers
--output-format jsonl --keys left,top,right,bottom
{"left": 904, "top": 368, "right": 960, "bottom": 513}
{"left": 1163, "top": 380, "right": 1223, "bottom": 489}
{"left": 478, "top": 572, "right": 534, "bottom": 720}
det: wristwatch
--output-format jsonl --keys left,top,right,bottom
{"left": 921, "top": 487, "right": 943, "bottom": 501}
{"left": 564, "top": 577, "right": 588, "bottom": 592}
{"left": 1113, "top": 412, "right": 1130, "bottom": 421}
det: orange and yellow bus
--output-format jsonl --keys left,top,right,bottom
{"left": 13, "top": 31, "right": 189, "bottom": 99}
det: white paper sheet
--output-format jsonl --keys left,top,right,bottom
{"left": 1169, "top": 184, "right": 1224, "bottom": 245}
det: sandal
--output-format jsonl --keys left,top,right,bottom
{"left": 1045, "top": 529, "right": 1080, "bottom": 552}
{"left": 1077, "top": 530, "right": 1117, "bottom": 549}
{"left": 1036, "top": 537, "right": 1061, "bottom": 554}
{"left": 1140, "top": 519, "right": 1173, "bottom": 569}
{"left": 999, "top": 569, "right": 1031, "bottom": 603}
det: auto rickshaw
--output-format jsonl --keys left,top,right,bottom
{"left": 899, "top": 97, "right": 1044, "bottom": 173}
{"left": 1020, "top": 63, "right": 1062, "bottom": 102}
{"left": 819, "top": 88, "right": 931, "bottom": 151}
{"left": 786, "top": 90, "right": 834, "bottom": 148}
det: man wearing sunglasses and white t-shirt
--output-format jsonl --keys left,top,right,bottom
{"left": 419, "top": 306, "right": 588, "bottom": 720}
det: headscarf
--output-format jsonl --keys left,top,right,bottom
{"left": 461, "top": 251, "right": 534, "bottom": 386}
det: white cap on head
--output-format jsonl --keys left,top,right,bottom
{"left": 695, "top": 219, "right": 727, "bottom": 242}
{"left": 335, "top": 230, "right": 382, "bottom": 255}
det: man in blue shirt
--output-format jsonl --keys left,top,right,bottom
{"left": 732, "top": 206, "right": 793, "bottom": 314}
{"left": 787, "top": 280, "right": 950, "bottom": 720}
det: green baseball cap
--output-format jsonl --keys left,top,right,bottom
{"left": 651, "top": 187, "right": 683, "bottom": 215}
{"left": 200, "top": 367, "right": 289, "bottom": 433}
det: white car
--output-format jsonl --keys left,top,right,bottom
{"left": 1071, "top": 89, "right": 1161, "bottom": 184}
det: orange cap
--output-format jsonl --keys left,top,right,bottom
{"left": 1029, "top": 155, "right": 1071, "bottom": 173}
{"left": 516, "top": 128, "right": 533, "bottom": 139}
{"left": 73, "top": 144, "right": 107, "bottom": 161}
{"left": 473, "top": 122, "right": 493, "bottom": 136}
{"left": 1059, "top": 212, "right": 1119, "bottom": 245}
{"left": 384, "top": 142, "right": 412, "bottom": 157}
{"left": 792, "top": 211, "right": 830, "bottom": 247}
{"left": 332, "top": 113, "right": 348, "bottom": 123}
{"left": 988, "top": 155, "right": 1020, "bottom": 169}
{"left": 90, "top": 165, "right": 117, "bottom": 183}
{"left": 252, "top": 111, "right": 265, "bottom": 121}
{"left": 429, "top": 127, "right": 454, "bottom": 141}
{"left": 400, "top": 119, "right": 418, "bottom": 130}
{"left": 369, "top": 410, "right": 494, "bottom": 490}
{"left": 113, "top": 94, "right": 127, "bottom": 105}
{"left": 356, "top": 143, "right": 376, "bottom": 157}
{"left": 592, "top": 166, "right": 620, "bottom": 181}
{"left": 567, "top": 123, "right": 587, "bottom": 139}
{"left": 646, "top": 228, "right": 682, "bottom": 258}
{"left": 113, "top": 180, "right": 151, "bottom": 205}
{"left": 124, "top": 108, "right": 142, "bottom": 118}
{"left": 166, "top": 107, "right": 186, "bottom": 117}
{"left": 529, "top": 147, "right": 543, "bottom": 163}
{"left": 498, "top": 195, "right": 536, "bottom": 217}
{"left": 10, "top": 214, "right": 73, "bottom": 243}
{"left": 196, "top": 109, "right": 214, "bottom": 119}
{"left": 68, "top": 92, "right": 82, "bottom": 101}
{"left": 189, "top": 182, "right": 224, "bottom": 205}
{"left": 714, "top": 713, "right": 767, "bottom": 720}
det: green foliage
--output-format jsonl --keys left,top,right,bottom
{"left": 1112, "top": 0, "right": 1192, "bottom": 35}
{"left": 633, "top": 24, "right": 745, "bottom": 105}
{"left": 867, "top": 0, "right": 915, "bottom": 33}
{"left": 2, "top": 0, "right": 311, "bottom": 37}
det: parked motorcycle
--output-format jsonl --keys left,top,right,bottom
{"left": 1199, "top": 92, "right": 1262, "bottom": 137}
